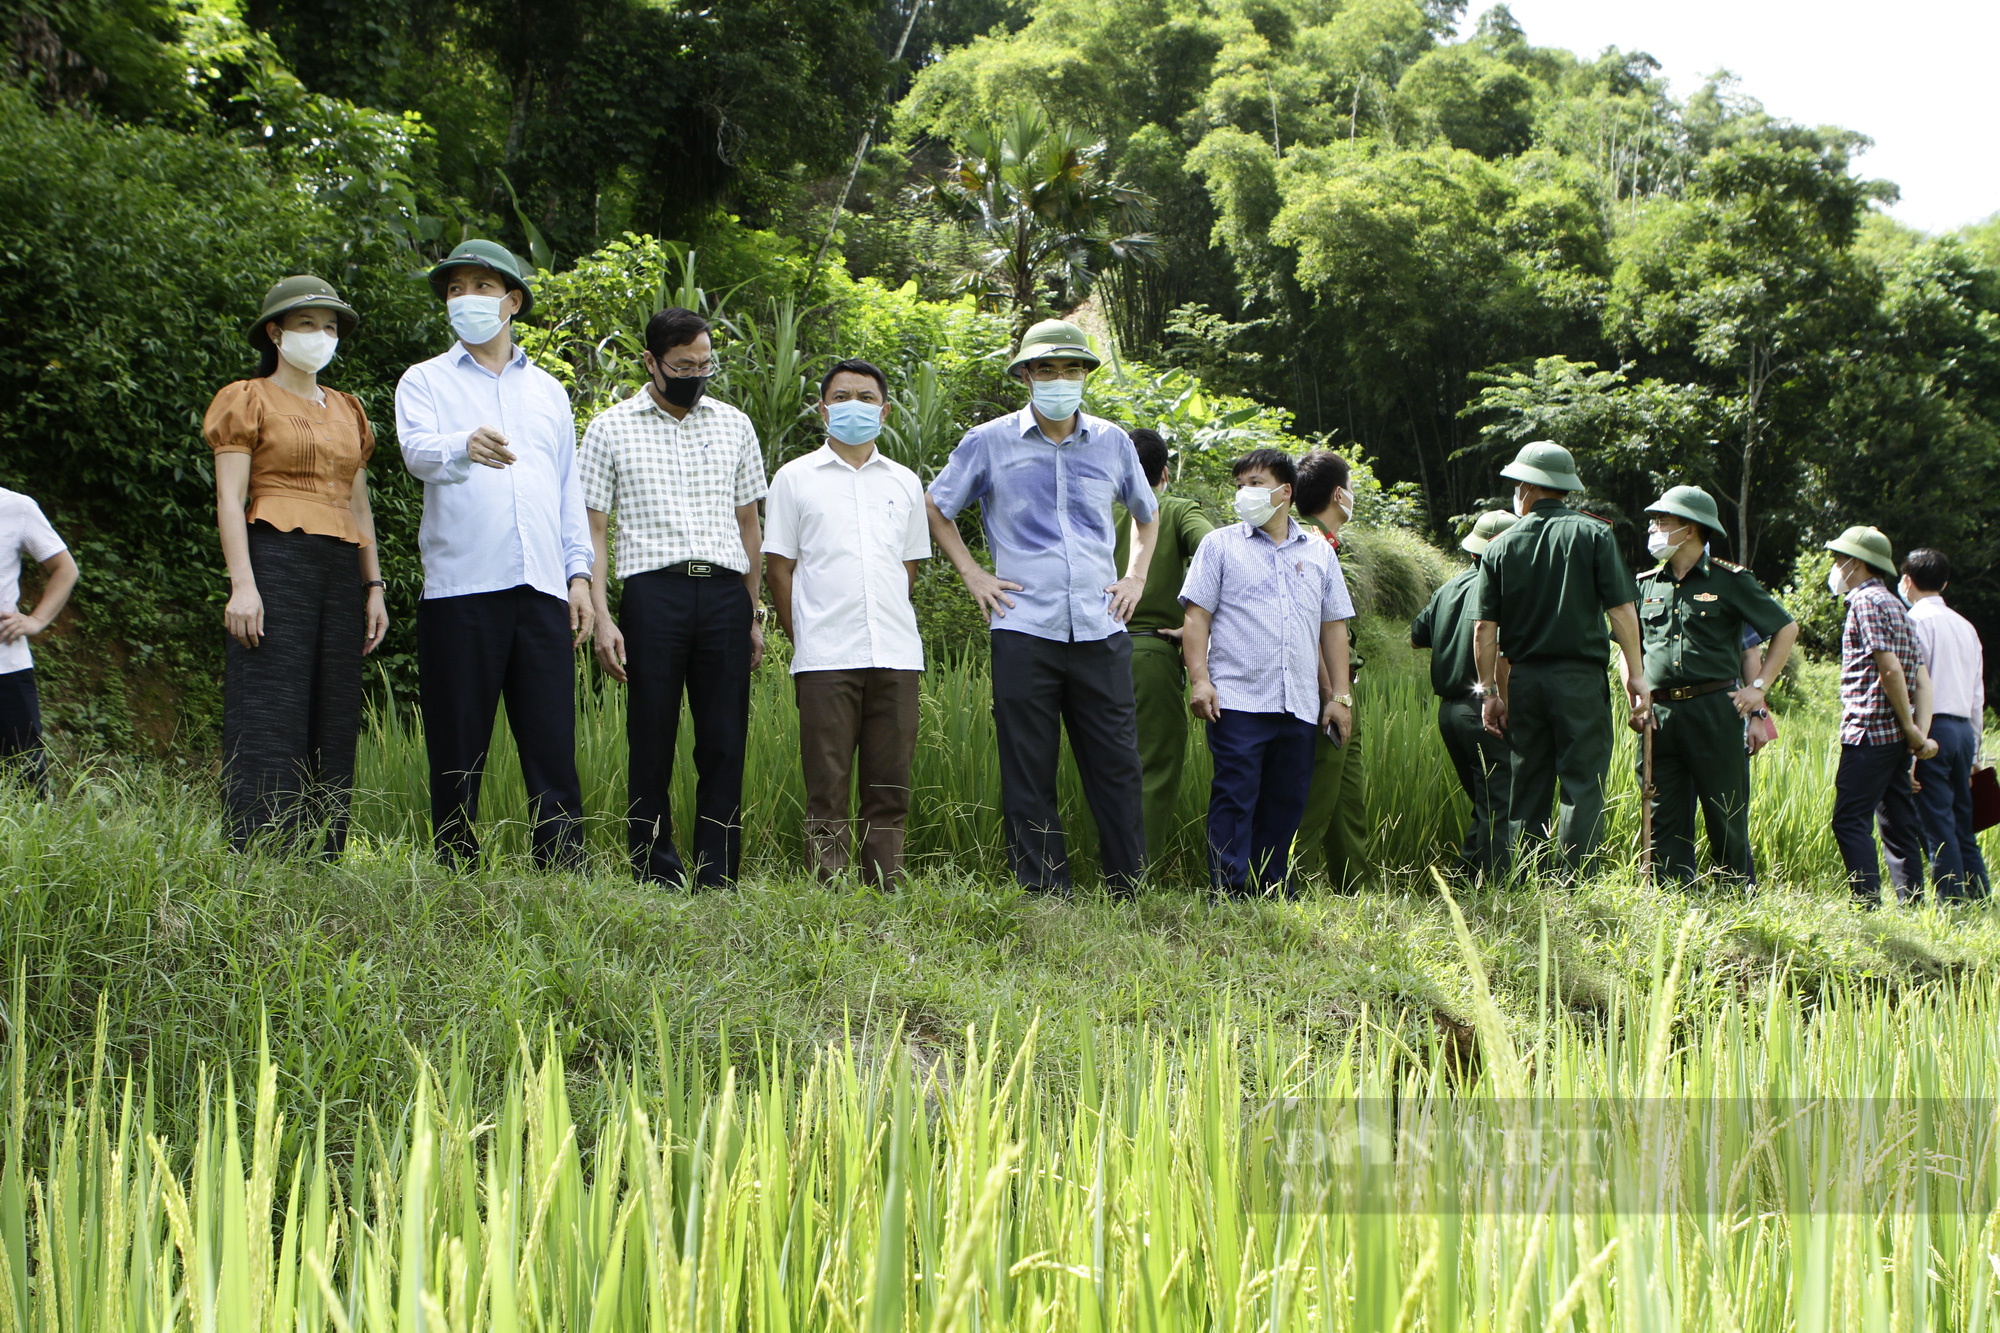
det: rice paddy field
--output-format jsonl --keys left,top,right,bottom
{"left": 3, "top": 648, "right": 1999, "bottom": 1331}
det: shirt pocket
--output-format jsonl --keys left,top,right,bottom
{"left": 864, "top": 490, "right": 909, "bottom": 557}
{"left": 1641, "top": 596, "right": 1670, "bottom": 624}
{"left": 1068, "top": 475, "right": 1115, "bottom": 538}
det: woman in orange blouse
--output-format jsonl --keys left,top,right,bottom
{"left": 205, "top": 275, "right": 388, "bottom": 857}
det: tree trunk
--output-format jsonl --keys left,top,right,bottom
{"left": 503, "top": 65, "right": 535, "bottom": 166}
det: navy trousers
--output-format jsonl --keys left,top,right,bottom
{"left": 1831, "top": 741, "right": 1926, "bottom": 906}
{"left": 0, "top": 666, "right": 45, "bottom": 797}
{"left": 1912, "top": 714, "right": 1990, "bottom": 901}
{"left": 1205, "top": 709, "right": 1318, "bottom": 896}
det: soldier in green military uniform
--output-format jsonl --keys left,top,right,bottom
{"left": 1635, "top": 485, "right": 1798, "bottom": 884}
{"left": 1113, "top": 429, "right": 1216, "bottom": 869}
{"left": 1474, "top": 442, "right": 1649, "bottom": 876}
{"left": 1411, "top": 509, "right": 1517, "bottom": 877}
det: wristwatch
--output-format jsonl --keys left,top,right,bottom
{"left": 1331, "top": 692, "right": 1354, "bottom": 708}
{"left": 363, "top": 578, "right": 386, "bottom": 590}
{"left": 1750, "top": 677, "right": 1766, "bottom": 691}
{"left": 753, "top": 606, "right": 770, "bottom": 624}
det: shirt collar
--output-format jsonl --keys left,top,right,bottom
{"left": 452, "top": 341, "right": 528, "bottom": 373}
{"left": 1242, "top": 517, "right": 1306, "bottom": 547}
{"left": 1014, "top": 405, "right": 1089, "bottom": 445}
{"left": 639, "top": 388, "right": 714, "bottom": 422}
{"left": 811, "top": 441, "right": 887, "bottom": 471}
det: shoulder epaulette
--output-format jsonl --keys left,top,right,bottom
{"left": 1576, "top": 510, "right": 1614, "bottom": 526}
{"left": 1712, "top": 558, "right": 1747, "bottom": 573}
{"left": 1637, "top": 563, "right": 1666, "bottom": 579}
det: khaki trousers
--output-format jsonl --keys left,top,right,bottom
{"left": 795, "top": 668, "right": 921, "bottom": 885}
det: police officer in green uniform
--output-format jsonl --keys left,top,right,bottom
{"left": 1113, "top": 429, "right": 1216, "bottom": 869}
{"left": 1474, "top": 442, "right": 1650, "bottom": 876}
{"left": 1412, "top": 509, "right": 1517, "bottom": 877}
{"left": 1636, "top": 485, "right": 1798, "bottom": 884}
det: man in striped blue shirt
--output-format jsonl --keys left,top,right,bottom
{"left": 1179, "top": 449, "right": 1355, "bottom": 897}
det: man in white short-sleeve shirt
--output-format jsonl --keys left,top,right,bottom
{"left": 764, "top": 359, "right": 930, "bottom": 885}
{"left": 581, "top": 306, "right": 768, "bottom": 888}
{"left": 0, "top": 488, "right": 79, "bottom": 795}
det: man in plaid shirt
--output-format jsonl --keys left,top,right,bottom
{"left": 1825, "top": 526, "right": 1939, "bottom": 908}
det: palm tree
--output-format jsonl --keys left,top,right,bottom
{"left": 928, "top": 107, "right": 1158, "bottom": 336}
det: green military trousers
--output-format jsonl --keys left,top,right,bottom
{"left": 1504, "top": 660, "right": 1615, "bottom": 875}
{"left": 1130, "top": 633, "right": 1191, "bottom": 870}
{"left": 1641, "top": 689, "right": 1753, "bottom": 884}
{"left": 1437, "top": 695, "right": 1511, "bottom": 878}
{"left": 1296, "top": 719, "right": 1370, "bottom": 889}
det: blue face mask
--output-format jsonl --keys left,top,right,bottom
{"left": 826, "top": 398, "right": 885, "bottom": 446}
{"left": 1030, "top": 378, "right": 1085, "bottom": 420}
{"left": 447, "top": 294, "right": 508, "bottom": 346}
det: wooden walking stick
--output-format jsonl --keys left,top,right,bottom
{"left": 1639, "top": 716, "right": 1656, "bottom": 885}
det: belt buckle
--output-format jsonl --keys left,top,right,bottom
{"left": 687, "top": 561, "right": 712, "bottom": 577}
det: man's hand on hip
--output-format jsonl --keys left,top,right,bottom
{"left": 959, "top": 565, "right": 1022, "bottom": 621}
{"left": 1105, "top": 573, "right": 1146, "bottom": 623}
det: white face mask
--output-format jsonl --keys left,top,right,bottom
{"left": 1511, "top": 485, "right": 1528, "bottom": 517}
{"left": 1646, "top": 526, "right": 1685, "bottom": 561}
{"left": 1029, "top": 378, "right": 1084, "bottom": 420}
{"left": 1234, "top": 484, "right": 1284, "bottom": 527}
{"left": 277, "top": 328, "right": 338, "bottom": 375}
{"left": 447, "top": 294, "right": 509, "bottom": 345}
{"left": 1335, "top": 485, "right": 1354, "bottom": 522}
{"left": 1827, "top": 565, "right": 1849, "bottom": 598}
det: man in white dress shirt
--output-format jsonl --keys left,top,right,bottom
{"left": 1899, "top": 548, "right": 1990, "bottom": 900}
{"left": 395, "top": 240, "right": 595, "bottom": 870}
{"left": 763, "top": 360, "right": 930, "bottom": 886}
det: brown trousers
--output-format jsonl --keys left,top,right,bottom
{"left": 795, "top": 668, "right": 921, "bottom": 885}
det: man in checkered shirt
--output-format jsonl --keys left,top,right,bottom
{"left": 1824, "top": 525, "right": 1939, "bottom": 908}
{"left": 581, "top": 307, "right": 768, "bottom": 888}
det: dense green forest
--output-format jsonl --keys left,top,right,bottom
{"left": 3, "top": 0, "right": 1997, "bottom": 746}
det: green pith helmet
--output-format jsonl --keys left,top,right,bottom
{"left": 1825, "top": 525, "right": 1897, "bottom": 580}
{"left": 425, "top": 239, "right": 535, "bottom": 318}
{"left": 1006, "top": 319, "right": 1101, "bottom": 375}
{"left": 1498, "top": 440, "right": 1584, "bottom": 492}
{"left": 246, "top": 275, "right": 358, "bottom": 351}
{"left": 1645, "top": 484, "right": 1727, "bottom": 540}
{"left": 1461, "top": 509, "right": 1518, "bottom": 555}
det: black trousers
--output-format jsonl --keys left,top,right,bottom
{"left": 0, "top": 666, "right": 46, "bottom": 797}
{"left": 990, "top": 629, "right": 1147, "bottom": 892}
{"left": 1832, "top": 740, "right": 1926, "bottom": 906}
{"left": 417, "top": 586, "right": 583, "bottom": 868}
{"left": 622, "top": 568, "right": 752, "bottom": 886}
{"left": 1437, "top": 694, "right": 1510, "bottom": 877}
{"left": 222, "top": 525, "right": 364, "bottom": 857}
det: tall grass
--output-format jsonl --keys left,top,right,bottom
{"left": 5, "top": 903, "right": 1997, "bottom": 1333}
{"left": 356, "top": 655, "right": 1999, "bottom": 888}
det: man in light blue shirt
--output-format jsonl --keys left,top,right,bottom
{"left": 925, "top": 319, "right": 1160, "bottom": 894}
{"left": 394, "top": 239, "right": 594, "bottom": 870}
{"left": 1179, "top": 448, "right": 1354, "bottom": 897}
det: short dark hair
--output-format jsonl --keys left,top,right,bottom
{"left": 1902, "top": 548, "right": 1950, "bottom": 592}
{"left": 645, "top": 307, "right": 710, "bottom": 359}
{"left": 819, "top": 358, "right": 887, "bottom": 401}
{"left": 1131, "top": 428, "right": 1170, "bottom": 487}
{"left": 1293, "top": 450, "right": 1352, "bottom": 519}
{"left": 1231, "top": 447, "right": 1296, "bottom": 488}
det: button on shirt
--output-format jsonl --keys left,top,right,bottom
{"left": 0, "top": 488, "right": 66, "bottom": 674}
{"left": 1839, "top": 579, "right": 1927, "bottom": 747}
{"left": 1179, "top": 519, "right": 1355, "bottom": 725}
{"left": 927, "top": 408, "right": 1158, "bottom": 643}
{"left": 762, "top": 444, "right": 930, "bottom": 673}
{"left": 395, "top": 343, "right": 593, "bottom": 600}
{"left": 1908, "top": 596, "right": 1985, "bottom": 721}
{"left": 577, "top": 391, "right": 767, "bottom": 577}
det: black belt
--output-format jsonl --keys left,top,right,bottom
{"left": 1651, "top": 679, "right": 1734, "bottom": 703}
{"left": 1129, "top": 629, "right": 1176, "bottom": 639}
{"left": 657, "top": 560, "right": 732, "bottom": 578}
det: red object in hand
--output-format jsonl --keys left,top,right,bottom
{"left": 1745, "top": 712, "right": 1779, "bottom": 757}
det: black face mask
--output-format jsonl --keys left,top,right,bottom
{"left": 653, "top": 369, "right": 709, "bottom": 409}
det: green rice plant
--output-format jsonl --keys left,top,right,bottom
{"left": 5, "top": 901, "right": 2000, "bottom": 1332}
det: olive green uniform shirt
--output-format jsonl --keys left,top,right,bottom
{"left": 1636, "top": 553, "right": 1793, "bottom": 688}
{"left": 1410, "top": 565, "right": 1484, "bottom": 699}
{"left": 1476, "top": 499, "right": 1639, "bottom": 664}
{"left": 1114, "top": 492, "right": 1214, "bottom": 633}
